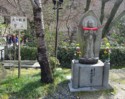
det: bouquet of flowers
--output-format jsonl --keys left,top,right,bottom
{"left": 74, "top": 44, "right": 81, "bottom": 60}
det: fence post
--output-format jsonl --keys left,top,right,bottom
{"left": 1, "top": 50, "right": 3, "bottom": 60}
{"left": 0, "top": 49, "right": 4, "bottom": 61}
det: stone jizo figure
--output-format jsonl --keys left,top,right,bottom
{"left": 78, "top": 10, "right": 102, "bottom": 64}
{"left": 84, "top": 20, "right": 97, "bottom": 59}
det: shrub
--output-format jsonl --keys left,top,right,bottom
{"left": 25, "top": 41, "right": 37, "bottom": 47}
{"left": 49, "top": 57, "right": 60, "bottom": 72}
{"left": 21, "top": 47, "right": 37, "bottom": 60}
{"left": 57, "top": 44, "right": 76, "bottom": 68}
{"left": 21, "top": 47, "right": 60, "bottom": 71}
{"left": 4, "top": 46, "right": 60, "bottom": 70}
{"left": 4, "top": 46, "right": 37, "bottom": 60}
{"left": 100, "top": 47, "right": 125, "bottom": 67}
{"left": 57, "top": 45, "right": 125, "bottom": 68}
{"left": 110, "top": 47, "right": 125, "bottom": 67}
{"left": 5, "top": 44, "right": 125, "bottom": 68}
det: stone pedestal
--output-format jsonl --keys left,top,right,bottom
{"left": 69, "top": 60, "right": 111, "bottom": 92}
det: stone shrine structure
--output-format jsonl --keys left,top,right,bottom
{"left": 69, "top": 10, "right": 111, "bottom": 92}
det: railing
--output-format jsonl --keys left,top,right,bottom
{"left": 0, "top": 49, "right": 4, "bottom": 61}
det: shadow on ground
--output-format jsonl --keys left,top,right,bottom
{"left": 43, "top": 80, "right": 114, "bottom": 99}
{"left": 43, "top": 80, "right": 78, "bottom": 99}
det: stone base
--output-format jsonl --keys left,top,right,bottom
{"left": 69, "top": 60, "right": 111, "bottom": 92}
{"left": 68, "top": 81, "right": 112, "bottom": 92}
{"left": 71, "top": 60, "right": 104, "bottom": 88}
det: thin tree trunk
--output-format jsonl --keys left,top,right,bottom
{"left": 100, "top": 3, "right": 105, "bottom": 24}
{"left": 85, "top": 0, "right": 91, "bottom": 12}
{"left": 7, "top": 0, "right": 17, "bottom": 8}
{"left": 102, "top": 0, "right": 123, "bottom": 38}
{"left": 66, "top": 0, "right": 74, "bottom": 44}
{"left": 100, "top": 0, "right": 109, "bottom": 24}
{"left": 30, "top": 0, "right": 53, "bottom": 83}
{"left": 17, "top": 0, "right": 26, "bottom": 16}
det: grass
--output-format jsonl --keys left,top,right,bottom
{"left": 0, "top": 67, "right": 71, "bottom": 99}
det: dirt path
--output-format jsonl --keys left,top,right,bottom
{"left": 109, "top": 69, "right": 125, "bottom": 99}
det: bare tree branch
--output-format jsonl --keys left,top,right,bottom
{"left": 14, "top": 0, "right": 18, "bottom": 7}
{"left": 43, "top": 0, "right": 49, "bottom": 4}
{"left": 17, "top": 0, "right": 26, "bottom": 16}
{"left": 0, "top": 6, "right": 8, "bottom": 14}
{"left": 100, "top": 0, "right": 109, "bottom": 24}
{"left": 102, "top": 0, "right": 123, "bottom": 38}
{"left": 7, "top": 0, "right": 17, "bottom": 8}
{"left": 66, "top": 0, "right": 74, "bottom": 43}
{"left": 85, "top": 0, "right": 91, "bottom": 12}
{"left": 30, "top": 0, "right": 39, "bottom": 9}
{"left": 109, "top": 10, "right": 125, "bottom": 30}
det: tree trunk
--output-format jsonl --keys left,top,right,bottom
{"left": 85, "top": 0, "right": 91, "bottom": 12}
{"left": 102, "top": 0, "right": 123, "bottom": 38}
{"left": 30, "top": 0, "right": 53, "bottom": 83}
{"left": 100, "top": 2, "right": 105, "bottom": 24}
{"left": 100, "top": 0, "right": 109, "bottom": 24}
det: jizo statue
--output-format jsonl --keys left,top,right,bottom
{"left": 78, "top": 10, "right": 102, "bottom": 64}
{"left": 84, "top": 20, "right": 96, "bottom": 58}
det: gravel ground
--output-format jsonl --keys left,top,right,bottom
{"left": 42, "top": 69, "right": 125, "bottom": 99}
